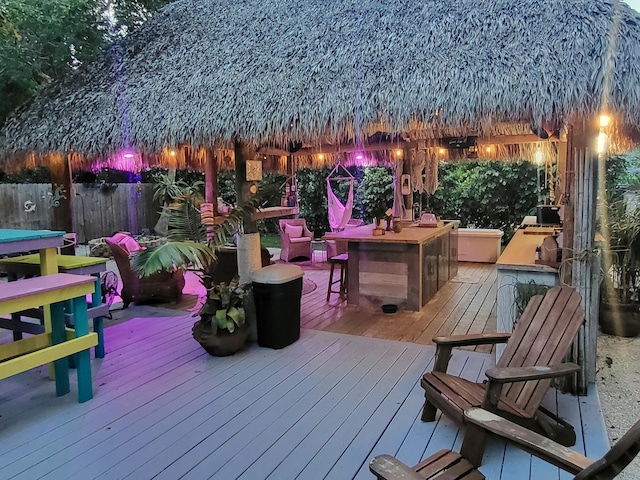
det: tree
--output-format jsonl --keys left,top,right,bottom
{"left": 0, "top": 0, "right": 171, "bottom": 127}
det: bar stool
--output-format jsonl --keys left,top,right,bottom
{"left": 326, "top": 253, "right": 348, "bottom": 301}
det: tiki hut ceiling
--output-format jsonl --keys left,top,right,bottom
{"left": 1, "top": 0, "right": 640, "bottom": 165}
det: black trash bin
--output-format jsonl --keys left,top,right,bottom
{"left": 252, "top": 264, "right": 304, "bottom": 349}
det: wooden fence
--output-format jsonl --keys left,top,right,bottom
{"left": 0, "top": 183, "right": 160, "bottom": 244}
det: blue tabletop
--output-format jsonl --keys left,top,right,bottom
{"left": 0, "top": 229, "right": 65, "bottom": 243}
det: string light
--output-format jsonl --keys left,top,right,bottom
{"left": 535, "top": 150, "right": 544, "bottom": 165}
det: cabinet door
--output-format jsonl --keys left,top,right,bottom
{"left": 422, "top": 240, "right": 438, "bottom": 305}
{"left": 449, "top": 228, "right": 459, "bottom": 279}
{"left": 438, "top": 233, "right": 450, "bottom": 288}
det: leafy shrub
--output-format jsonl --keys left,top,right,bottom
{"left": 0, "top": 166, "right": 51, "bottom": 183}
{"left": 361, "top": 167, "right": 394, "bottom": 223}
{"left": 297, "top": 167, "right": 330, "bottom": 237}
{"left": 422, "top": 161, "right": 539, "bottom": 242}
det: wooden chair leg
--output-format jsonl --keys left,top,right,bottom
{"left": 422, "top": 397, "right": 438, "bottom": 422}
{"left": 342, "top": 262, "right": 348, "bottom": 296}
{"left": 460, "top": 422, "right": 488, "bottom": 467}
{"left": 327, "top": 262, "right": 336, "bottom": 301}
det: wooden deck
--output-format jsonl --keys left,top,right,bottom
{"left": 300, "top": 260, "right": 497, "bottom": 354}
{"left": 0, "top": 261, "right": 611, "bottom": 479}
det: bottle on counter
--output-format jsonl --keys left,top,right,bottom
{"left": 535, "top": 245, "right": 542, "bottom": 261}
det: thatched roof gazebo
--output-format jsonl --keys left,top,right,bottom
{"left": 2, "top": 0, "right": 640, "bottom": 391}
{"left": 1, "top": 0, "right": 640, "bottom": 162}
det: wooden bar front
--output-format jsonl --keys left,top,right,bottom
{"left": 324, "top": 222, "right": 457, "bottom": 311}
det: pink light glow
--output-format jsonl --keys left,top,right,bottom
{"left": 355, "top": 153, "right": 364, "bottom": 160}
{"left": 89, "top": 150, "right": 142, "bottom": 173}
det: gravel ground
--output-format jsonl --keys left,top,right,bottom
{"left": 596, "top": 332, "right": 640, "bottom": 479}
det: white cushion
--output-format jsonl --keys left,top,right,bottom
{"left": 285, "top": 224, "right": 304, "bottom": 238}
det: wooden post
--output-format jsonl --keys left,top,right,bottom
{"left": 560, "top": 128, "right": 573, "bottom": 280}
{"left": 49, "top": 154, "right": 75, "bottom": 255}
{"left": 234, "top": 139, "right": 258, "bottom": 234}
{"left": 205, "top": 147, "right": 219, "bottom": 209}
{"left": 567, "top": 119, "right": 600, "bottom": 393}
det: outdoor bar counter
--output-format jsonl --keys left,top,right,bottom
{"left": 496, "top": 226, "right": 559, "bottom": 338}
{"left": 324, "top": 221, "right": 458, "bottom": 311}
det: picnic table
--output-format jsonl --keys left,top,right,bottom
{"left": 0, "top": 229, "right": 97, "bottom": 402}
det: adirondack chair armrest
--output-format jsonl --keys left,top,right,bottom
{"left": 369, "top": 455, "right": 425, "bottom": 480}
{"left": 463, "top": 408, "right": 592, "bottom": 474}
{"left": 430, "top": 333, "right": 513, "bottom": 373}
{"left": 432, "top": 332, "right": 512, "bottom": 347}
{"left": 484, "top": 363, "right": 580, "bottom": 383}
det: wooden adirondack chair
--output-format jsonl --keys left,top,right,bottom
{"left": 421, "top": 286, "right": 585, "bottom": 447}
{"left": 369, "top": 408, "right": 640, "bottom": 479}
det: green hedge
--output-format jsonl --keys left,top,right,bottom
{"left": 421, "top": 161, "right": 539, "bottom": 242}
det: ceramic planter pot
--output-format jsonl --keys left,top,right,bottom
{"left": 599, "top": 299, "right": 640, "bottom": 337}
{"left": 192, "top": 321, "right": 250, "bottom": 356}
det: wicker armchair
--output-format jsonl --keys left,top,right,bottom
{"left": 279, "top": 219, "right": 313, "bottom": 262}
{"left": 105, "top": 233, "right": 185, "bottom": 308}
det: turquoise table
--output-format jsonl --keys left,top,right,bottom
{"left": 0, "top": 229, "right": 64, "bottom": 273}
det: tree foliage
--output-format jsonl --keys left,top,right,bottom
{"left": 0, "top": 0, "right": 171, "bottom": 126}
{"left": 361, "top": 167, "right": 394, "bottom": 222}
{"left": 422, "top": 161, "right": 539, "bottom": 241}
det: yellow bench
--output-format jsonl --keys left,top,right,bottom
{"left": 0, "top": 273, "right": 98, "bottom": 402}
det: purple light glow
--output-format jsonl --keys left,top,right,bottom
{"left": 89, "top": 150, "right": 142, "bottom": 174}
{"left": 355, "top": 154, "right": 364, "bottom": 160}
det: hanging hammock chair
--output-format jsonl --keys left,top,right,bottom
{"left": 326, "top": 164, "right": 354, "bottom": 231}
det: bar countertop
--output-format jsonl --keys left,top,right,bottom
{"left": 496, "top": 227, "right": 558, "bottom": 272}
{"left": 323, "top": 221, "right": 454, "bottom": 245}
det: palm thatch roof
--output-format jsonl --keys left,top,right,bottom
{"left": 1, "top": 0, "right": 640, "bottom": 168}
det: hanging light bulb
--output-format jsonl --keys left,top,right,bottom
{"left": 535, "top": 150, "right": 544, "bottom": 165}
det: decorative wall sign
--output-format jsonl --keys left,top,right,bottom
{"left": 24, "top": 200, "right": 36, "bottom": 212}
{"left": 44, "top": 184, "right": 68, "bottom": 208}
{"left": 246, "top": 160, "right": 263, "bottom": 181}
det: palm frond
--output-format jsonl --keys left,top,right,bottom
{"left": 166, "top": 193, "right": 208, "bottom": 242}
{"left": 130, "top": 241, "right": 216, "bottom": 276}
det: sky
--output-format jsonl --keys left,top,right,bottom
{"left": 626, "top": 0, "right": 640, "bottom": 12}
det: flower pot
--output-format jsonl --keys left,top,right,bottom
{"left": 192, "top": 321, "right": 250, "bottom": 356}
{"left": 599, "top": 299, "right": 640, "bottom": 337}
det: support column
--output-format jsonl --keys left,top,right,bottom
{"left": 234, "top": 139, "right": 261, "bottom": 284}
{"left": 567, "top": 119, "right": 600, "bottom": 393}
{"left": 49, "top": 153, "right": 75, "bottom": 255}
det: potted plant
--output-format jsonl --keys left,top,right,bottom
{"left": 192, "top": 276, "right": 250, "bottom": 356}
{"left": 131, "top": 185, "right": 277, "bottom": 355}
{"left": 599, "top": 200, "right": 640, "bottom": 337}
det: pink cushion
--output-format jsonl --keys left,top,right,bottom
{"left": 109, "top": 233, "right": 142, "bottom": 255}
{"left": 285, "top": 224, "right": 304, "bottom": 238}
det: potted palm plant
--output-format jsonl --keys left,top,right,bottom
{"left": 131, "top": 186, "right": 275, "bottom": 355}
{"left": 599, "top": 200, "right": 640, "bottom": 337}
{"left": 192, "top": 276, "right": 250, "bottom": 356}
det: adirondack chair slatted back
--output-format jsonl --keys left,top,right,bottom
{"left": 574, "top": 418, "right": 640, "bottom": 480}
{"left": 497, "top": 286, "right": 585, "bottom": 417}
